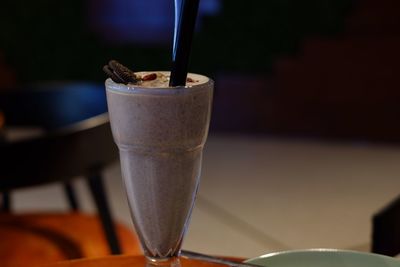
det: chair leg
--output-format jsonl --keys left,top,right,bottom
{"left": 1, "top": 191, "right": 11, "bottom": 212}
{"left": 87, "top": 173, "right": 121, "bottom": 254}
{"left": 64, "top": 182, "right": 80, "bottom": 211}
{"left": 372, "top": 195, "right": 400, "bottom": 256}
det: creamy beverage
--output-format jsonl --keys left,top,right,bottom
{"left": 105, "top": 72, "right": 213, "bottom": 260}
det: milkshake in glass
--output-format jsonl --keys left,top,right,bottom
{"left": 105, "top": 72, "right": 213, "bottom": 261}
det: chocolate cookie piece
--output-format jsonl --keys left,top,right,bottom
{"left": 103, "top": 65, "right": 125, "bottom": 84}
{"left": 103, "top": 60, "right": 139, "bottom": 84}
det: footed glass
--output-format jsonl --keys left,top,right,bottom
{"left": 105, "top": 73, "right": 213, "bottom": 265}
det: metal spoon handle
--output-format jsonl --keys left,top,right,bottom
{"left": 181, "top": 250, "right": 262, "bottom": 267}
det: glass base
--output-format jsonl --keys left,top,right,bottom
{"left": 146, "top": 256, "right": 181, "bottom": 267}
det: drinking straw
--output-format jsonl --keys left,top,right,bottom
{"left": 169, "top": 0, "right": 200, "bottom": 87}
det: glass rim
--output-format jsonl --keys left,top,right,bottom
{"left": 105, "top": 73, "right": 213, "bottom": 95}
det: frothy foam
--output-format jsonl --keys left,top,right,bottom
{"left": 131, "top": 71, "right": 209, "bottom": 88}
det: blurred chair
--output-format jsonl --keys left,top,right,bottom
{"left": 0, "top": 83, "right": 141, "bottom": 266}
{"left": 372, "top": 195, "right": 400, "bottom": 257}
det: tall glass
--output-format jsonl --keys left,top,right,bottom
{"left": 105, "top": 73, "right": 213, "bottom": 265}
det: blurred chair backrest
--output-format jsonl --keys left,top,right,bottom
{"left": 0, "top": 82, "right": 108, "bottom": 130}
{"left": 0, "top": 82, "right": 118, "bottom": 190}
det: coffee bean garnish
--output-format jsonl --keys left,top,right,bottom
{"left": 103, "top": 60, "right": 139, "bottom": 84}
{"left": 142, "top": 73, "right": 157, "bottom": 81}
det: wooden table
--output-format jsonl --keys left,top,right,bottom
{"left": 41, "top": 255, "right": 243, "bottom": 267}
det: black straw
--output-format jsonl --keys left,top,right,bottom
{"left": 169, "top": 0, "right": 200, "bottom": 87}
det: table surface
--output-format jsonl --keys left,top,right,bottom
{"left": 41, "top": 255, "right": 243, "bottom": 267}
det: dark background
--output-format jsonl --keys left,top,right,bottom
{"left": 1, "top": 0, "right": 400, "bottom": 142}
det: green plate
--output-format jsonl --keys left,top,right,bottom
{"left": 246, "top": 249, "right": 400, "bottom": 267}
